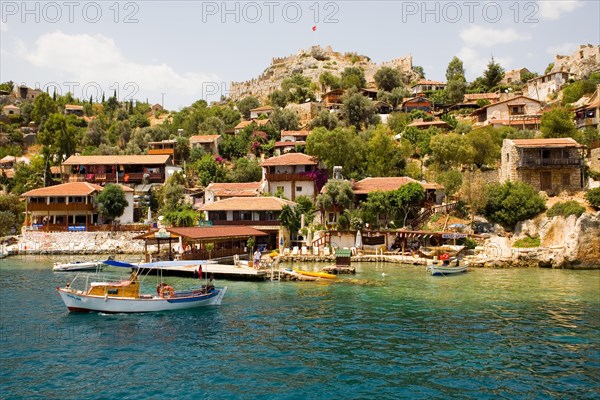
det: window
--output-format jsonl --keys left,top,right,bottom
{"left": 328, "top": 213, "right": 337, "bottom": 223}
{"left": 241, "top": 212, "right": 252, "bottom": 221}
{"left": 562, "top": 173, "right": 571, "bottom": 187}
{"left": 232, "top": 211, "right": 240, "bottom": 220}
{"left": 296, "top": 186, "right": 302, "bottom": 192}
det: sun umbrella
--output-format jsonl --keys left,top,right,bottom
{"left": 355, "top": 230, "right": 363, "bottom": 249}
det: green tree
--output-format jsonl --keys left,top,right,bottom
{"left": 412, "top": 65, "right": 425, "bottom": 78}
{"left": 270, "top": 108, "right": 300, "bottom": 131}
{"left": 237, "top": 97, "right": 260, "bottom": 119}
{"left": 460, "top": 168, "right": 488, "bottom": 228}
{"left": 436, "top": 170, "right": 463, "bottom": 199}
{"left": 0, "top": 211, "right": 17, "bottom": 236}
{"left": 374, "top": 67, "right": 402, "bottom": 92}
{"left": 306, "top": 127, "right": 366, "bottom": 177}
{"left": 280, "top": 205, "right": 301, "bottom": 240}
{"left": 316, "top": 180, "right": 354, "bottom": 212}
{"left": 31, "top": 92, "right": 57, "bottom": 125}
{"left": 198, "top": 116, "right": 226, "bottom": 135}
{"left": 466, "top": 127, "right": 502, "bottom": 167}
{"left": 310, "top": 110, "right": 339, "bottom": 130}
{"left": 319, "top": 71, "right": 341, "bottom": 91}
{"left": 0, "top": 81, "right": 14, "bottom": 93}
{"left": 445, "top": 56, "right": 467, "bottom": 104}
{"left": 281, "top": 73, "right": 316, "bottom": 104}
{"left": 540, "top": 107, "right": 577, "bottom": 138}
{"left": 194, "top": 154, "right": 227, "bottom": 186}
{"left": 97, "top": 184, "right": 129, "bottom": 223}
{"left": 393, "top": 182, "right": 425, "bottom": 227}
{"left": 484, "top": 181, "right": 546, "bottom": 230}
{"left": 228, "top": 157, "right": 262, "bottom": 182}
{"left": 37, "top": 113, "right": 79, "bottom": 164}
{"left": 341, "top": 67, "right": 366, "bottom": 89}
{"left": 585, "top": 188, "right": 600, "bottom": 210}
{"left": 268, "top": 90, "right": 288, "bottom": 108}
{"left": 482, "top": 57, "right": 505, "bottom": 91}
{"left": 366, "top": 125, "right": 401, "bottom": 177}
{"left": 340, "top": 87, "right": 378, "bottom": 130}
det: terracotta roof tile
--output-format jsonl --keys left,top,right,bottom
{"left": 260, "top": 153, "right": 317, "bottom": 166}
{"left": 189, "top": 134, "right": 221, "bottom": 143}
{"left": 353, "top": 177, "right": 442, "bottom": 194}
{"left": 63, "top": 155, "right": 171, "bottom": 165}
{"left": 510, "top": 138, "right": 583, "bottom": 148}
{"left": 137, "top": 226, "right": 268, "bottom": 240}
{"left": 234, "top": 119, "right": 271, "bottom": 130}
{"left": 414, "top": 80, "right": 446, "bottom": 86}
{"left": 200, "top": 196, "right": 295, "bottom": 211}
{"left": 206, "top": 182, "right": 262, "bottom": 197}
{"left": 281, "top": 130, "right": 311, "bottom": 137}
{"left": 21, "top": 182, "right": 104, "bottom": 197}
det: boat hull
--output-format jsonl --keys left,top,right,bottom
{"left": 53, "top": 262, "right": 103, "bottom": 272}
{"left": 294, "top": 270, "right": 337, "bottom": 279}
{"left": 427, "top": 265, "right": 468, "bottom": 276}
{"left": 57, "top": 287, "right": 227, "bottom": 313}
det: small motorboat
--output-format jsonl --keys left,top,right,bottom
{"left": 294, "top": 270, "right": 337, "bottom": 279}
{"left": 52, "top": 260, "right": 104, "bottom": 272}
{"left": 427, "top": 257, "right": 467, "bottom": 276}
{"left": 56, "top": 259, "right": 227, "bottom": 313}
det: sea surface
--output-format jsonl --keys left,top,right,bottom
{"left": 0, "top": 256, "right": 599, "bottom": 400}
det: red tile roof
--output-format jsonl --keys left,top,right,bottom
{"left": 407, "top": 120, "right": 452, "bottom": 128}
{"left": 510, "top": 138, "right": 583, "bottom": 148}
{"left": 234, "top": 119, "right": 271, "bottom": 130}
{"left": 274, "top": 141, "right": 306, "bottom": 147}
{"left": 200, "top": 196, "right": 295, "bottom": 211}
{"left": 353, "top": 177, "right": 442, "bottom": 194}
{"left": 281, "top": 130, "right": 311, "bottom": 137}
{"left": 63, "top": 155, "right": 171, "bottom": 165}
{"left": 260, "top": 153, "right": 317, "bottom": 166}
{"left": 21, "top": 182, "right": 104, "bottom": 197}
{"left": 137, "top": 226, "right": 268, "bottom": 240}
{"left": 189, "top": 135, "right": 221, "bottom": 144}
{"left": 206, "top": 182, "right": 262, "bottom": 197}
{"left": 414, "top": 80, "right": 446, "bottom": 86}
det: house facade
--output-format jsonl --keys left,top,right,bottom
{"left": 204, "top": 182, "right": 263, "bottom": 204}
{"left": 62, "top": 154, "right": 174, "bottom": 185}
{"left": 2, "top": 104, "right": 20, "bottom": 116}
{"left": 525, "top": 71, "right": 572, "bottom": 101}
{"left": 21, "top": 182, "right": 135, "bottom": 231}
{"left": 260, "top": 153, "right": 320, "bottom": 201}
{"left": 189, "top": 135, "right": 222, "bottom": 155}
{"left": 499, "top": 138, "right": 585, "bottom": 195}
{"left": 472, "top": 95, "right": 543, "bottom": 129}
{"left": 501, "top": 68, "right": 531, "bottom": 85}
{"left": 250, "top": 106, "right": 274, "bottom": 119}
{"left": 574, "top": 85, "right": 600, "bottom": 132}
{"left": 274, "top": 130, "right": 310, "bottom": 155}
{"left": 199, "top": 196, "right": 296, "bottom": 249}
{"left": 402, "top": 96, "right": 433, "bottom": 113}
{"left": 64, "top": 104, "right": 84, "bottom": 117}
{"left": 234, "top": 119, "right": 271, "bottom": 134}
{"left": 411, "top": 80, "right": 446, "bottom": 94}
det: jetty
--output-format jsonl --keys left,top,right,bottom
{"left": 141, "top": 262, "right": 269, "bottom": 281}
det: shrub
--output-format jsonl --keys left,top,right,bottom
{"left": 483, "top": 182, "right": 546, "bottom": 230}
{"left": 585, "top": 188, "right": 600, "bottom": 210}
{"left": 546, "top": 201, "right": 586, "bottom": 218}
{"left": 513, "top": 236, "right": 541, "bottom": 248}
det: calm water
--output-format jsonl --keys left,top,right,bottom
{"left": 0, "top": 256, "right": 599, "bottom": 400}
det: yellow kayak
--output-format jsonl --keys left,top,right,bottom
{"left": 294, "top": 270, "right": 337, "bottom": 279}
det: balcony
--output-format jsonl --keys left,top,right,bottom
{"left": 148, "top": 148, "right": 175, "bottom": 156}
{"left": 211, "top": 220, "right": 281, "bottom": 226}
{"left": 265, "top": 173, "right": 314, "bottom": 182}
{"left": 66, "top": 172, "right": 164, "bottom": 184}
{"left": 27, "top": 202, "right": 95, "bottom": 212}
{"left": 517, "top": 158, "right": 583, "bottom": 168}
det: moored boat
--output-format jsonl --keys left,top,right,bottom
{"left": 56, "top": 259, "right": 227, "bottom": 313}
{"left": 294, "top": 270, "right": 337, "bottom": 279}
{"left": 427, "top": 263, "right": 468, "bottom": 276}
{"left": 53, "top": 260, "right": 104, "bottom": 272}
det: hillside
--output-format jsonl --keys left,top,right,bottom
{"left": 229, "top": 45, "right": 420, "bottom": 102}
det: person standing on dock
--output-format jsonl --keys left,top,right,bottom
{"left": 253, "top": 249, "right": 261, "bottom": 269}
{"left": 196, "top": 265, "right": 203, "bottom": 280}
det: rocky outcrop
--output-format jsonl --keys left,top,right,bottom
{"left": 229, "top": 45, "right": 417, "bottom": 102}
{"left": 552, "top": 44, "right": 600, "bottom": 79}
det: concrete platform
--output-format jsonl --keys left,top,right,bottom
{"left": 139, "top": 263, "right": 268, "bottom": 281}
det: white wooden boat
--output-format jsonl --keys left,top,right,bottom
{"left": 56, "top": 259, "right": 226, "bottom": 313}
{"left": 53, "top": 260, "right": 104, "bottom": 272}
{"left": 427, "top": 264, "right": 468, "bottom": 276}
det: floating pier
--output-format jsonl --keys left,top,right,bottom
{"left": 140, "top": 263, "right": 269, "bottom": 281}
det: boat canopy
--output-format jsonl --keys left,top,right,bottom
{"left": 103, "top": 260, "right": 214, "bottom": 269}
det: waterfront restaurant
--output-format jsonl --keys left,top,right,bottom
{"left": 20, "top": 182, "right": 135, "bottom": 231}
{"left": 134, "top": 226, "right": 268, "bottom": 262}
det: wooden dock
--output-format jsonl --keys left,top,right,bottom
{"left": 140, "top": 263, "right": 269, "bottom": 281}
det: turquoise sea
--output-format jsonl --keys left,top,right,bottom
{"left": 0, "top": 256, "right": 599, "bottom": 399}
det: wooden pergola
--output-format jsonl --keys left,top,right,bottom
{"left": 134, "top": 226, "right": 268, "bottom": 262}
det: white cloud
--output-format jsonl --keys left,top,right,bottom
{"left": 459, "top": 26, "right": 531, "bottom": 48}
{"left": 18, "top": 31, "right": 219, "bottom": 100}
{"left": 545, "top": 42, "right": 576, "bottom": 56}
{"left": 458, "top": 47, "right": 512, "bottom": 80}
{"left": 538, "top": 0, "right": 583, "bottom": 20}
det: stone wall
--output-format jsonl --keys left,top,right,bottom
{"left": 13, "top": 231, "right": 149, "bottom": 254}
{"left": 553, "top": 44, "right": 600, "bottom": 79}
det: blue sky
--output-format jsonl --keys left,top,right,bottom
{"left": 1, "top": 1, "right": 598, "bottom": 109}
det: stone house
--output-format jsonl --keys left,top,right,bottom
{"left": 499, "top": 138, "right": 585, "bottom": 195}
{"left": 204, "top": 182, "right": 263, "bottom": 204}
{"left": 525, "top": 71, "right": 572, "bottom": 101}
{"left": 501, "top": 68, "right": 531, "bottom": 85}
{"left": 250, "top": 106, "right": 274, "bottom": 119}
{"left": 2, "top": 104, "right": 20, "bottom": 116}
{"left": 471, "top": 95, "right": 543, "bottom": 129}
{"left": 574, "top": 85, "right": 600, "bottom": 132}
{"left": 189, "top": 134, "right": 222, "bottom": 155}
{"left": 64, "top": 104, "right": 84, "bottom": 117}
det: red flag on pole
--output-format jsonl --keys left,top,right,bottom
{"left": 312, "top": 25, "right": 317, "bottom": 31}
